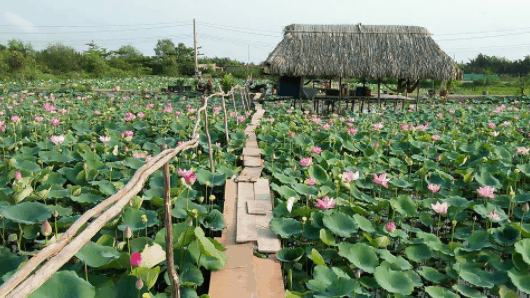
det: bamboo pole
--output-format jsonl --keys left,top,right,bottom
{"left": 161, "top": 144, "right": 180, "bottom": 298}
{"left": 416, "top": 81, "right": 420, "bottom": 112}
{"left": 203, "top": 96, "right": 215, "bottom": 173}
{"left": 221, "top": 94, "right": 230, "bottom": 144}
{"left": 377, "top": 79, "right": 381, "bottom": 109}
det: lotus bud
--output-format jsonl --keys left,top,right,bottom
{"left": 515, "top": 169, "right": 521, "bottom": 174}
{"left": 301, "top": 217, "right": 307, "bottom": 224}
{"left": 197, "top": 196, "right": 204, "bottom": 203}
{"left": 355, "top": 269, "right": 362, "bottom": 279}
{"left": 209, "top": 195, "right": 216, "bottom": 201}
{"left": 385, "top": 222, "right": 396, "bottom": 233}
{"left": 8, "top": 233, "right": 17, "bottom": 243}
{"left": 141, "top": 214, "right": 148, "bottom": 224}
{"left": 482, "top": 157, "right": 488, "bottom": 162}
{"left": 452, "top": 220, "right": 457, "bottom": 227}
{"left": 41, "top": 220, "right": 52, "bottom": 237}
{"left": 188, "top": 218, "right": 194, "bottom": 227}
{"left": 198, "top": 150, "right": 202, "bottom": 155}
{"left": 125, "top": 226, "right": 132, "bottom": 239}
{"left": 523, "top": 203, "right": 530, "bottom": 212}
{"left": 14, "top": 171, "right": 22, "bottom": 181}
{"left": 509, "top": 186, "right": 515, "bottom": 200}
{"left": 53, "top": 210, "right": 59, "bottom": 218}
{"left": 299, "top": 179, "right": 304, "bottom": 184}
{"left": 135, "top": 278, "right": 144, "bottom": 290}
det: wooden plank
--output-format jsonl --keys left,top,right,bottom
{"left": 243, "top": 157, "right": 264, "bottom": 168}
{"left": 243, "top": 147, "right": 260, "bottom": 157}
{"left": 209, "top": 244, "right": 258, "bottom": 297}
{"left": 237, "top": 182, "right": 254, "bottom": 209}
{"left": 247, "top": 201, "right": 273, "bottom": 215}
{"left": 256, "top": 213, "right": 281, "bottom": 253}
{"left": 254, "top": 178, "right": 271, "bottom": 201}
{"left": 247, "top": 133, "right": 257, "bottom": 142}
{"left": 235, "top": 167, "right": 263, "bottom": 182}
{"left": 218, "top": 179, "right": 237, "bottom": 245}
{"left": 244, "top": 126, "right": 257, "bottom": 133}
{"left": 254, "top": 254, "right": 285, "bottom": 297}
{"left": 245, "top": 140, "right": 259, "bottom": 148}
{"left": 236, "top": 212, "right": 257, "bottom": 243}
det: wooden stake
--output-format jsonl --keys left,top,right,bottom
{"left": 202, "top": 98, "right": 215, "bottom": 173}
{"left": 377, "top": 79, "right": 381, "bottom": 109}
{"left": 161, "top": 144, "right": 180, "bottom": 298}
{"left": 416, "top": 80, "right": 420, "bottom": 112}
{"left": 221, "top": 94, "right": 230, "bottom": 144}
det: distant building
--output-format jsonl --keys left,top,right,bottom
{"left": 197, "top": 63, "right": 223, "bottom": 71}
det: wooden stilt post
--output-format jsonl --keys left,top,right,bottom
{"left": 416, "top": 80, "right": 420, "bottom": 112}
{"left": 377, "top": 79, "right": 381, "bottom": 109}
{"left": 221, "top": 94, "right": 230, "bottom": 144}
{"left": 161, "top": 144, "right": 180, "bottom": 298}
{"left": 202, "top": 97, "right": 215, "bottom": 173}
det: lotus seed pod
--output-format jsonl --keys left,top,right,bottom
{"left": 135, "top": 278, "right": 144, "bottom": 290}
{"left": 301, "top": 217, "right": 307, "bottom": 224}
{"left": 41, "top": 219, "right": 52, "bottom": 237}
{"left": 205, "top": 181, "right": 210, "bottom": 187}
{"left": 209, "top": 195, "right": 216, "bottom": 201}
{"left": 192, "top": 209, "right": 199, "bottom": 218}
{"left": 141, "top": 214, "right": 148, "bottom": 224}
{"left": 515, "top": 169, "right": 521, "bottom": 174}
{"left": 197, "top": 196, "right": 204, "bottom": 203}
{"left": 8, "top": 233, "right": 18, "bottom": 243}
{"left": 125, "top": 226, "right": 133, "bottom": 239}
{"left": 523, "top": 203, "right": 530, "bottom": 212}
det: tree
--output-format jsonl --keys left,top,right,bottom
{"left": 154, "top": 39, "right": 176, "bottom": 58}
{"left": 116, "top": 45, "right": 143, "bottom": 58}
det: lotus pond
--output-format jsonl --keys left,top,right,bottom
{"left": 0, "top": 88, "right": 251, "bottom": 298}
{"left": 257, "top": 98, "right": 530, "bottom": 297}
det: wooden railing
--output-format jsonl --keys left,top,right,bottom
{"left": 0, "top": 86, "right": 249, "bottom": 298}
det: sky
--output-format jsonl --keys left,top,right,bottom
{"left": 1, "top": 0, "right": 530, "bottom": 65}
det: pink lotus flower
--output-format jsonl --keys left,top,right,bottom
{"left": 431, "top": 201, "right": 448, "bottom": 214}
{"left": 346, "top": 128, "right": 358, "bottom": 135}
{"left": 492, "top": 131, "right": 500, "bottom": 137}
{"left": 177, "top": 168, "right": 193, "bottom": 177}
{"left": 94, "top": 110, "right": 101, "bottom": 115}
{"left": 385, "top": 222, "right": 396, "bottom": 233}
{"left": 311, "top": 146, "right": 322, "bottom": 154}
{"left": 436, "top": 154, "right": 441, "bottom": 162}
{"left": 163, "top": 106, "right": 173, "bottom": 113}
{"left": 477, "top": 186, "right": 495, "bottom": 198}
{"left": 436, "top": 113, "right": 443, "bottom": 118}
{"left": 315, "top": 196, "right": 335, "bottom": 209}
{"left": 14, "top": 171, "right": 22, "bottom": 181}
{"left": 49, "top": 118, "right": 60, "bottom": 126}
{"left": 428, "top": 184, "right": 440, "bottom": 193}
{"left": 372, "top": 173, "right": 390, "bottom": 188}
{"left": 0, "top": 126, "right": 6, "bottom": 132}
{"left": 341, "top": 171, "right": 360, "bottom": 183}
{"left": 11, "top": 115, "right": 21, "bottom": 123}
{"left": 131, "top": 252, "right": 143, "bottom": 267}
{"left": 147, "top": 103, "right": 154, "bottom": 109}
{"left": 374, "top": 142, "right": 379, "bottom": 149}
{"left": 137, "top": 112, "right": 145, "bottom": 118}
{"left": 237, "top": 116, "right": 246, "bottom": 122}
{"left": 34, "top": 116, "right": 44, "bottom": 122}
{"left": 99, "top": 136, "right": 111, "bottom": 144}
{"left": 488, "top": 209, "right": 501, "bottom": 221}
{"left": 373, "top": 123, "right": 384, "bottom": 130}
{"left": 213, "top": 107, "right": 221, "bottom": 114}
{"left": 431, "top": 135, "right": 441, "bottom": 141}
{"left": 516, "top": 147, "right": 529, "bottom": 155}
{"left": 289, "top": 132, "right": 295, "bottom": 138}
{"left": 133, "top": 152, "right": 147, "bottom": 159}
{"left": 185, "top": 173, "right": 196, "bottom": 185}
{"left": 400, "top": 124, "right": 410, "bottom": 131}
{"left": 488, "top": 122, "right": 495, "bottom": 129}
{"left": 50, "top": 135, "right": 65, "bottom": 146}
{"left": 122, "top": 131, "right": 134, "bottom": 141}
{"left": 299, "top": 157, "right": 313, "bottom": 167}
{"left": 305, "top": 178, "right": 316, "bottom": 186}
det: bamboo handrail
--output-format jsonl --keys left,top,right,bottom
{"left": 0, "top": 86, "right": 247, "bottom": 298}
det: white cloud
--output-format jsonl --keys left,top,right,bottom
{"left": 4, "top": 11, "right": 37, "bottom": 33}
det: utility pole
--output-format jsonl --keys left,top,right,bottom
{"left": 247, "top": 44, "right": 250, "bottom": 78}
{"left": 194, "top": 19, "right": 198, "bottom": 79}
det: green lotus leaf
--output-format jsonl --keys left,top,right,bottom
{"left": 70, "top": 193, "right": 104, "bottom": 204}
{"left": 378, "top": 249, "right": 412, "bottom": 270}
{"left": 0, "top": 247, "right": 27, "bottom": 278}
{"left": 425, "top": 286, "right": 459, "bottom": 298}
{"left": 0, "top": 202, "right": 52, "bottom": 225}
{"left": 75, "top": 241, "right": 121, "bottom": 268}
{"left": 276, "top": 247, "right": 304, "bottom": 262}
{"left": 319, "top": 228, "right": 337, "bottom": 246}
{"left": 131, "top": 266, "right": 160, "bottom": 290}
{"left": 309, "top": 164, "right": 329, "bottom": 184}
{"left": 390, "top": 195, "right": 417, "bottom": 217}
{"left": 374, "top": 261, "right": 415, "bottom": 295}
{"left": 353, "top": 214, "right": 375, "bottom": 233}
{"left": 453, "top": 284, "right": 487, "bottom": 298}
{"left": 28, "top": 270, "right": 95, "bottom": 298}
{"left": 507, "top": 268, "right": 530, "bottom": 294}
{"left": 492, "top": 225, "right": 519, "bottom": 245}
{"left": 338, "top": 242, "right": 379, "bottom": 273}
{"left": 515, "top": 239, "right": 530, "bottom": 266}
{"left": 311, "top": 248, "right": 326, "bottom": 266}
{"left": 417, "top": 267, "right": 447, "bottom": 284}
{"left": 474, "top": 168, "right": 502, "bottom": 188}
{"left": 460, "top": 230, "right": 491, "bottom": 252}
{"left": 405, "top": 244, "right": 433, "bottom": 263}
{"left": 323, "top": 211, "right": 358, "bottom": 237}
{"left": 269, "top": 218, "right": 303, "bottom": 238}
{"left": 200, "top": 209, "right": 226, "bottom": 231}
{"left": 118, "top": 208, "right": 159, "bottom": 232}
{"left": 499, "top": 285, "right": 521, "bottom": 298}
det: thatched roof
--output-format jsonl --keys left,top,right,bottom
{"left": 264, "top": 24, "right": 461, "bottom": 81}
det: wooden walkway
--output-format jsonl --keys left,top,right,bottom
{"left": 209, "top": 103, "right": 284, "bottom": 297}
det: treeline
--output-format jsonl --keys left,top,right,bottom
{"left": 0, "top": 39, "right": 262, "bottom": 81}
{"left": 460, "top": 53, "right": 530, "bottom": 76}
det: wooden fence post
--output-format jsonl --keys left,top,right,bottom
{"left": 161, "top": 144, "right": 180, "bottom": 298}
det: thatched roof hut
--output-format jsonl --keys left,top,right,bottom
{"left": 264, "top": 24, "right": 461, "bottom": 81}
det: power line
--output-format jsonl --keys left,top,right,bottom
{"left": 0, "top": 24, "right": 191, "bottom": 34}
{"left": 436, "top": 30, "right": 530, "bottom": 41}
{"left": 435, "top": 26, "right": 530, "bottom": 36}
{"left": 0, "top": 21, "right": 191, "bottom": 28}
{"left": 198, "top": 23, "right": 280, "bottom": 37}
{"left": 200, "top": 21, "right": 280, "bottom": 33}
